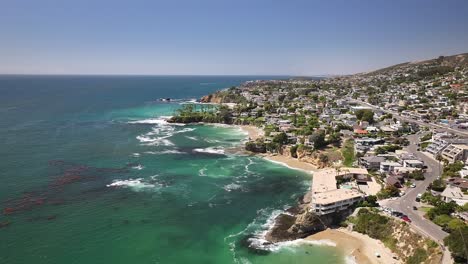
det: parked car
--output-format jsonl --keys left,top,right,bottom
{"left": 402, "top": 216, "right": 412, "bottom": 223}
{"left": 392, "top": 211, "right": 403, "bottom": 217}
{"left": 410, "top": 183, "right": 416, "bottom": 188}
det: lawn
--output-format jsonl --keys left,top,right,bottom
{"left": 342, "top": 139, "right": 355, "bottom": 167}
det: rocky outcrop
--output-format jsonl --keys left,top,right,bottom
{"left": 264, "top": 200, "right": 350, "bottom": 243}
{"left": 200, "top": 93, "right": 224, "bottom": 103}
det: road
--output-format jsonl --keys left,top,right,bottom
{"left": 382, "top": 134, "right": 448, "bottom": 243}
{"left": 381, "top": 134, "right": 453, "bottom": 263}
{"left": 348, "top": 98, "right": 468, "bottom": 137}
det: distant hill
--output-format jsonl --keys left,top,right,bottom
{"left": 363, "top": 52, "right": 468, "bottom": 76}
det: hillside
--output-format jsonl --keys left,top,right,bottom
{"left": 363, "top": 52, "right": 468, "bottom": 76}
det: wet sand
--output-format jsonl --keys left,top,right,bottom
{"left": 263, "top": 154, "right": 318, "bottom": 173}
{"left": 307, "top": 229, "right": 400, "bottom": 264}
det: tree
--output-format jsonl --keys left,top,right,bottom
{"left": 290, "top": 145, "right": 298, "bottom": 158}
{"left": 444, "top": 226, "right": 468, "bottom": 263}
{"left": 431, "top": 179, "right": 446, "bottom": 192}
{"left": 355, "top": 109, "right": 374, "bottom": 123}
{"left": 318, "top": 153, "right": 329, "bottom": 164}
{"left": 309, "top": 130, "right": 327, "bottom": 149}
{"left": 273, "top": 132, "right": 288, "bottom": 145}
{"left": 408, "top": 170, "right": 425, "bottom": 180}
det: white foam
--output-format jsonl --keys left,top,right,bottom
{"left": 223, "top": 183, "right": 242, "bottom": 192}
{"left": 244, "top": 157, "right": 256, "bottom": 174}
{"left": 179, "top": 99, "right": 197, "bottom": 104}
{"left": 344, "top": 255, "right": 357, "bottom": 264}
{"left": 264, "top": 158, "right": 312, "bottom": 173}
{"left": 185, "top": 135, "right": 199, "bottom": 141}
{"left": 132, "top": 153, "right": 141, "bottom": 157}
{"left": 106, "top": 178, "right": 159, "bottom": 191}
{"left": 193, "top": 147, "right": 225, "bottom": 154}
{"left": 128, "top": 118, "right": 169, "bottom": 125}
{"left": 265, "top": 239, "right": 337, "bottom": 252}
{"left": 198, "top": 167, "right": 207, "bottom": 176}
{"left": 132, "top": 164, "right": 144, "bottom": 170}
{"left": 145, "top": 150, "right": 186, "bottom": 155}
{"left": 136, "top": 135, "right": 175, "bottom": 146}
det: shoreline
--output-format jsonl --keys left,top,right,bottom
{"left": 238, "top": 125, "right": 264, "bottom": 141}
{"left": 263, "top": 154, "right": 317, "bottom": 173}
{"left": 237, "top": 125, "right": 318, "bottom": 173}
{"left": 306, "top": 229, "right": 400, "bottom": 264}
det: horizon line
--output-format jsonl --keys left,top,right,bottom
{"left": 0, "top": 73, "right": 341, "bottom": 78}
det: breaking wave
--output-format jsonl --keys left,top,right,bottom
{"left": 223, "top": 183, "right": 242, "bottom": 192}
{"left": 193, "top": 147, "right": 225, "bottom": 155}
{"left": 106, "top": 178, "right": 160, "bottom": 191}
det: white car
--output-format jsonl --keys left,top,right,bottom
{"left": 410, "top": 183, "right": 416, "bottom": 188}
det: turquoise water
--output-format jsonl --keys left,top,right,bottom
{"left": 0, "top": 75, "right": 344, "bottom": 264}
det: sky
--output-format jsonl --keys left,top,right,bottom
{"left": 1, "top": 0, "right": 468, "bottom": 75}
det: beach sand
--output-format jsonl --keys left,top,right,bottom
{"left": 264, "top": 154, "right": 318, "bottom": 173}
{"left": 307, "top": 229, "right": 401, "bottom": 264}
{"left": 240, "top": 125, "right": 263, "bottom": 140}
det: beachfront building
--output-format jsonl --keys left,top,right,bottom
{"left": 310, "top": 168, "right": 365, "bottom": 215}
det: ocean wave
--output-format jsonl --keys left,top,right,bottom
{"left": 246, "top": 207, "right": 336, "bottom": 252}
{"left": 244, "top": 157, "right": 256, "bottom": 174}
{"left": 223, "top": 183, "right": 242, "bottom": 192}
{"left": 106, "top": 178, "right": 160, "bottom": 191}
{"left": 131, "top": 164, "right": 144, "bottom": 170}
{"left": 198, "top": 167, "right": 207, "bottom": 176}
{"left": 128, "top": 118, "right": 170, "bottom": 125}
{"left": 344, "top": 255, "right": 357, "bottom": 264}
{"left": 132, "top": 153, "right": 141, "bottom": 157}
{"left": 185, "top": 135, "right": 199, "bottom": 141}
{"left": 136, "top": 135, "right": 175, "bottom": 146}
{"left": 179, "top": 99, "right": 198, "bottom": 104}
{"left": 204, "top": 138, "right": 222, "bottom": 144}
{"left": 193, "top": 147, "right": 225, "bottom": 154}
{"left": 136, "top": 125, "right": 195, "bottom": 146}
{"left": 144, "top": 150, "right": 186, "bottom": 155}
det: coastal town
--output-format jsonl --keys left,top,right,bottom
{"left": 171, "top": 53, "right": 468, "bottom": 264}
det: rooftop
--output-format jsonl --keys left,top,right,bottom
{"left": 313, "top": 188, "right": 363, "bottom": 204}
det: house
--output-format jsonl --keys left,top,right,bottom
{"left": 403, "top": 159, "right": 424, "bottom": 169}
{"left": 441, "top": 144, "right": 468, "bottom": 163}
{"left": 380, "top": 161, "right": 402, "bottom": 173}
{"left": 359, "top": 156, "right": 385, "bottom": 170}
{"left": 386, "top": 175, "right": 403, "bottom": 188}
{"left": 441, "top": 185, "right": 468, "bottom": 206}
{"left": 446, "top": 178, "right": 468, "bottom": 191}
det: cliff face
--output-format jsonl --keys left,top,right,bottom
{"left": 200, "top": 93, "right": 224, "bottom": 103}
{"left": 264, "top": 202, "right": 350, "bottom": 243}
{"left": 281, "top": 146, "right": 328, "bottom": 169}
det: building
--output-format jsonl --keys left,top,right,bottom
{"left": 441, "top": 185, "right": 468, "bottom": 206}
{"left": 359, "top": 156, "right": 385, "bottom": 170}
{"left": 310, "top": 168, "right": 365, "bottom": 215}
{"left": 441, "top": 144, "right": 468, "bottom": 163}
{"left": 380, "top": 161, "right": 402, "bottom": 173}
{"left": 403, "top": 159, "right": 424, "bottom": 168}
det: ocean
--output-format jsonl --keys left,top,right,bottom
{"left": 0, "top": 75, "right": 345, "bottom": 264}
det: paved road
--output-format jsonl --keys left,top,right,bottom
{"left": 348, "top": 98, "right": 468, "bottom": 137}
{"left": 382, "top": 134, "right": 449, "bottom": 243}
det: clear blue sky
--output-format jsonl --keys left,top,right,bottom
{"left": 1, "top": 0, "right": 467, "bottom": 75}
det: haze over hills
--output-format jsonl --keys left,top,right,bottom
{"left": 363, "top": 52, "right": 468, "bottom": 77}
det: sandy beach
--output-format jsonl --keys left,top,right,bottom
{"left": 239, "top": 125, "right": 263, "bottom": 140}
{"left": 307, "top": 229, "right": 400, "bottom": 264}
{"left": 264, "top": 154, "right": 318, "bottom": 173}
